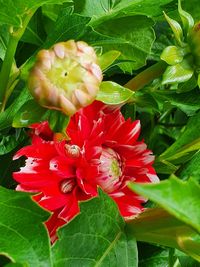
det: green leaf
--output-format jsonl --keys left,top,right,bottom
{"left": 128, "top": 176, "right": 200, "bottom": 233}
{"left": 48, "top": 110, "right": 69, "bottom": 133}
{"left": 0, "top": 130, "right": 27, "bottom": 155}
{"left": 160, "top": 45, "right": 185, "bottom": 65}
{"left": 0, "top": 0, "right": 72, "bottom": 27}
{"left": 0, "top": 25, "right": 9, "bottom": 60}
{"left": 84, "top": 15, "right": 155, "bottom": 73}
{"left": 153, "top": 159, "right": 178, "bottom": 174}
{"left": 180, "top": 151, "right": 200, "bottom": 182}
{"left": 177, "top": 74, "right": 197, "bottom": 93}
{"left": 44, "top": 5, "right": 155, "bottom": 73}
{"left": 160, "top": 111, "right": 200, "bottom": 161}
{"left": 52, "top": 190, "right": 138, "bottom": 267}
{"left": 139, "top": 249, "right": 170, "bottom": 267}
{"left": 0, "top": 187, "right": 51, "bottom": 266}
{"left": 44, "top": 7, "right": 90, "bottom": 47}
{"left": 42, "top": 4, "right": 63, "bottom": 22}
{"left": 126, "top": 208, "right": 200, "bottom": 262}
{"left": 12, "top": 99, "right": 69, "bottom": 133}
{"left": 12, "top": 100, "right": 47, "bottom": 128}
{"left": 74, "top": 0, "right": 176, "bottom": 23}
{"left": 97, "top": 81, "right": 134, "bottom": 104}
{"left": 21, "top": 10, "right": 45, "bottom": 46}
{"left": 151, "top": 89, "right": 200, "bottom": 116}
{"left": 134, "top": 92, "right": 159, "bottom": 111}
{"left": 178, "top": 255, "right": 200, "bottom": 267}
{"left": 98, "top": 50, "right": 121, "bottom": 71}
{"left": 162, "top": 60, "right": 193, "bottom": 84}
{"left": 0, "top": 88, "right": 31, "bottom": 130}
{"left": 163, "top": 12, "right": 184, "bottom": 47}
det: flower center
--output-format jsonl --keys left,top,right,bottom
{"left": 60, "top": 178, "right": 76, "bottom": 194}
{"left": 65, "top": 144, "right": 81, "bottom": 158}
{"left": 98, "top": 148, "right": 123, "bottom": 193}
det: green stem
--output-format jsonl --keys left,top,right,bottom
{"left": 168, "top": 248, "right": 175, "bottom": 267}
{"left": 124, "top": 61, "right": 167, "bottom": 91}
{"left": 0, "top": 9, "right": 36, "bottom": 111}
{"left": 0, "top": 34, "right": 19, "bottom": 106}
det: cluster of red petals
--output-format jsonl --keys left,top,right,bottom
{"left": 13, "top": 101, "right": 159, "bottom": 242}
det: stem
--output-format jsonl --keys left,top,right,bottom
{"left": 124, "top": 61, "right": 167, "bottom": 91}
{"left": 168, "top": 248, "right": 175, "bottom": 267}
{"left": 0, "top": 9, "right": 36, "bottom": 111}
{"left": 0, "top": 35, "right": 19, "bottom": 106}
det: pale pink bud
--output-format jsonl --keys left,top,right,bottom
{"left": 28, "top": 40, "right": 103, "bottom": 115}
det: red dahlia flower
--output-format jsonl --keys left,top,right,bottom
{"left": 13, "top": 101, "right": 159, "bottom": 242}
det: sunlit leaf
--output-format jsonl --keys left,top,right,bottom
{"left": 52, "top": 190, "right": 138, "bottom": 267}
{"left": 0, "top": 187, "right": 51, "bottom": 267}
{"left": 97, "top": 81, "right": 134, "bottom": 104}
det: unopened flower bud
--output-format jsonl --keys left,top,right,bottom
{"left": 28, "top": 40, "right": 103, "bottom": 115}
{"left": 65, "top": 144, "right": 81, "bottom": 158}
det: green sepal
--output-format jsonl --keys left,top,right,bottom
{"left": 178, "top": 0, "right": 194, "bottom": 34}
{"left": 160, "top": 45, "right": 185, "bottom": 65}
{"left": 162, "top": 59, "right": 193, "bottom": 84}
{"left": 163, "top": 12, "right": 184, "bottom": 47}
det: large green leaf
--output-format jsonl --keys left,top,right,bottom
{"left": 45, "top": 7, "right": 90, "bottom": 47}
{"left": 0, "top": 0, "right": 72, "bottom": 27}
{"left": 52, "top": 190, "right": 138, "bottom": 267}
{"left": 44, "top": 5, "right": 155, "bottom": 73}
{"left": 128, "top": 176, "right": 200, "bottom": 233}
{"left": 74, "top": 0, "right": 175, "bottom": 22}
{"left": 0, "top": 187, "right": 51, "bottom": 266}
{"left": 126, "top": 208, "right": 200, "bottom": 262}
{"left": 85, "top": 15, "right": 155, "bottom": 72}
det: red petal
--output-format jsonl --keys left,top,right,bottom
{"left": 111, "top": 120, "right": 141, "bottom": 145}
{"left": 38, "top": 192, "right": 70, "bottom": 211}
{"left": 49, "top": 156, "right": 75, "bottom": 178}
{"left": 113, "top": 142, "right": 147, "bottom": 159}
{"left": 111, "top": 188, "right": 145, "bottom": 217}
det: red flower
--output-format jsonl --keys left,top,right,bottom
{"left": 13, "top": 101, "right": 158, "bottom": 242}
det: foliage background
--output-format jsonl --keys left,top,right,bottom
{"left": 0, "top": 0, "right": 200, "bottom": 266}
